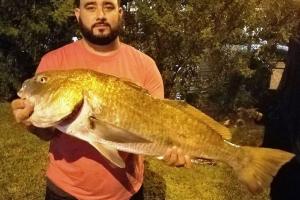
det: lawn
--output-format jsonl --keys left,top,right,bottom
{"left": 0, "top": 102, "right": 269, "bottom": 200}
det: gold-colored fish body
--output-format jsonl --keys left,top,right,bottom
{"left": 18, "top": 69, "right": 295, "bottom": 193}
{"left": 81, "top": 71, "right": 228, "bottom": 153}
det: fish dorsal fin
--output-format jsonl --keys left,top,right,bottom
{"left": 123, "top": 79, "right": 144, "bottom": 91}
{"left": 118, "top": 77, "right": 149, "bottom": 94}
{"left": 162, "top": 99, "right": 232, "bottom": 140}
{"left": 88, "top": 141, "right": 125, "bottom": 168}
{"left": 89, "top": 117, "right": 151, "bottom": 143}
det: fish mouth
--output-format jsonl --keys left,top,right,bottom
{"left": 17, "top": 87, "right": 27, "bottom": 99}
{"left": 17, "top": 79, "right": 31, "bottom": 98}
{"left": 17, "top": 91, "right": 23, "bottom": 98}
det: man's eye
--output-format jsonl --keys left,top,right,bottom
{"left": 104, "top": 4, "right": 114, "bottom": 10}
{"left": 86, "top": 6, "right": 96, "bottom": 11}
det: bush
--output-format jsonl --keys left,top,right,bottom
{"left": 0, "top": 40, "right": 34, "bottom": 101}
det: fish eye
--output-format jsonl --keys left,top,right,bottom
{"left": 38, "top": 76, "right": 48, "bottom": 84}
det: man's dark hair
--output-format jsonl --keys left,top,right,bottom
{"left": 74, "top": 0, "right": 79, "bottom": 7}
{"left": 74, "top": 0, "right": 121, "bottom": 8}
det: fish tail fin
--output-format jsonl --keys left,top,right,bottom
{"left": 234, "top": 146, "right": 294, "bottom": 193}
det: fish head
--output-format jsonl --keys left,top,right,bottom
{"left": 18, "top": 70, "right": 84, "bottom": 128}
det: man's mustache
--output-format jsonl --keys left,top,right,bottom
{"left": 92, "top": 22, "right": 111, "bottom": 28}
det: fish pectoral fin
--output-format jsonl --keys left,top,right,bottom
{"left": 89, "top": 141, "right": 125, "bottom": 168}
{"left": 89, "top": 117, "right": 151, "bottom": 143}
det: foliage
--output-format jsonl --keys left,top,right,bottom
{"left": 122, "top": 0, "right": 300, "bottom": 116}
{"left": 0, "top": 0, "right": 300, "bottom": 114}
{"left": 0, "top": 0, "right": 77, "bottom": 101}
{"left": 0, "top": 103, "right": 48, "bottom": 199}
{"left": 0, "top": 36, "right": 34, "bottom": 101}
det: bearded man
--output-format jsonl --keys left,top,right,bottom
{"left": 11, "top": 0, "right": 191, "bottom": 199}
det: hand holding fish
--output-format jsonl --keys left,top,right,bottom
{"left": 11, "top": 98, "right": 34, "bottom": 126}
{"left": 11, "top": 98, "right": 58, "bottom": 140}
{"left": 163, "top": 146, "right": 192, "bottom": 168}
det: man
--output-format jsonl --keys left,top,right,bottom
{"left": 11, "top": 0, "right": 191, "bottom": 199}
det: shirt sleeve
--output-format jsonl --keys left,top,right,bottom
{"left": 36, "top": 51, "right": 60, "bottom": 73}
{"left": 143, "top": 58, "right": 164, "bottom": 99}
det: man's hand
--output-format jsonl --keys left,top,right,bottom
{"left": 163, "top": 146, "right": 192, "bottom": 168}
{"left": 11, "top": 98, "right": 34, "bottom": 126}
{"left": 11, "top": 98, "right": 58, "bottom": 141}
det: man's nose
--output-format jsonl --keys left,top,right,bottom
{"left": 95, "top": 7, "right": 106, "bottom": 20}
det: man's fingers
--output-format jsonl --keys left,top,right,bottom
{"left": 163, "top": 147, "right": 172, "bottom": 160}
{"left": 163, "top": 146, "right": 193, "bottom": 168}
{"left": 176, "top": 148, "right": 186, "bottom": 166}
{"left": 184, "top": 155, "right": 192, "bottom": 168}
{"left": 167, "top": 147, "right": 178, "bottom": 166}
{"left": 14, "top": 109, "right": 32, "bottom": 123}
{"left": 11, "top": 99, "right": 26, "bottom": 110}
{"left": 11, "top": 99, "right": 34, "bottom": 124}
{"left": 164, "top": 147, "right": 177, "bottom": 166}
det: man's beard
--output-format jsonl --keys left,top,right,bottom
{"left": 78, "top": 18, "right": 121, "bottom": 45}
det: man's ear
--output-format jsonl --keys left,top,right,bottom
{"left": 74, "top": 8, "right": 80, "bottom": 22}
{"left": 118, "top": 7, "right": 123, "bottom": 17}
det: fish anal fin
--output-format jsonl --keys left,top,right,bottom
{"left": 89, "top": 141, "right": 125, "bottom": 168}
{"left": 89, "top": 117, "right": 151, "bottom": 144}
{"left": 162, "top": 99, "right": 232, "bottom": 140}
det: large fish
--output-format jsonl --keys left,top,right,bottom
{"left": 18, "top": 69, "right": 294, "bottom": 193}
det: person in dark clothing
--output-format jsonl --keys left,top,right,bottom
{"left": 262, "top": 35, "right": 300, "bottom": 200}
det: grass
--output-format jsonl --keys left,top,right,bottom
{"left": 0, "top": 103, "right": 48, "bottom": 200}
{"left": 0, "top": 102, "right": 269, "bottom": 200}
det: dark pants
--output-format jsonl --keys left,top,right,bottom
{"left": 270, "top": 157, "right": 300, "bottom": 200}
{"left": 45, "top": 179, "right": 144, "bottom": 200}
{"left": 45, "top": 186, "right": 76, "bottom": 200}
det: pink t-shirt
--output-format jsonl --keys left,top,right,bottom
{"left": 36, "top": 40, "right": 164, "bottom": 200}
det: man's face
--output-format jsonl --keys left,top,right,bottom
{"left": 75, "top": 0, "right": 123, "bottom": 45}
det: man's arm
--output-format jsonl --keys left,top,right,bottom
{"left": 143, "top": 59, "right": 192, "bottom": 168}
{"left": 26, "top": 125, "right": 58, "bottom": 141}
{"left": 11, "top": 99, "right": 58, "bottom": 141}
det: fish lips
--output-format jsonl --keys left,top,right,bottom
{"left": 17, "top": 79, "right": 30, "bottom": 98}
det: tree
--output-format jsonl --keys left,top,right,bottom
{"left": 0, "top": 0, "right": 77, "bottom": 101}
{"left": 122, "top": 0, "right": 300, "bottom": 116}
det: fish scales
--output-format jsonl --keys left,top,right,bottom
{"left": 46, "top": 70, "right": 228, "bottom": 157}
{"left": 67, "top": 70, "right": 223, "bottom": 155}
{"left": 90, "top": 77, "right": 244, "bottom": 162}
{"left": 96, "top": 81, "right": 211, "bottom": 155}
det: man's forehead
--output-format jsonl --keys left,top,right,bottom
{"left": 80, "top": 0, "right": 119, "bottom": 5}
